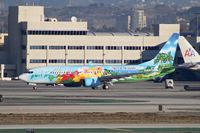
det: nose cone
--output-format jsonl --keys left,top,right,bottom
{"left": 19, "top": 73, "right": 28, "bottom": 82}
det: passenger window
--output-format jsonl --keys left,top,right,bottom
{"left": 28, "top": 71, "right": 33, "bottom": 74}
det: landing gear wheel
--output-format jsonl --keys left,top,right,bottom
{"left": 0, "top": 95, "right": 3, "bottom": 102}
{"left": 33, "top": 86, "right": 37, "bottom": 90}
{"left": 102, "top": 84, "right": 109, "bottom": 90}
{"left": 92, "top": 87, "right": 96, "bottom": 90}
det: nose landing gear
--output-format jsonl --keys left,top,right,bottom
{"left": 33, "top": 86, "right": 37, "bottom": 90}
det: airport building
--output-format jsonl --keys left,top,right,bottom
{"left": 0, "top": 5, "right": 200, "bottom": 78}
{"left": 0, "top": 33, "right": 15, "bottom": 79}
{"left": 130, "top": 8, "right": 147, "bottom": 31}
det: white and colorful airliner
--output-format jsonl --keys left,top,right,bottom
{"left": 178, "top": 36, "right": 200, "bottom": 70}
{"left": 19, "top": 33, "right": 179, "bottom": 90}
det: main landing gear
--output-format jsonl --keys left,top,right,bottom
{"left": 102, "top": 84, "right": 109, "bottom": 90}
{"left": 92, "top": 87, "right": 96, "bottom": 90}
{"left": 91, "top": 84, "right": 110, "bottom": 90}
{"left": 27, "top": 83, "right": 37, "bottom": 91}
{"left": 33, "top": 86, "right": 37, "bottom": 90}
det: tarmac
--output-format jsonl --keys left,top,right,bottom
{"left": 0, "top": 80, "right": 200, "bottom": 113}
{"left": 0, "top": 80, "right": 200, "bottom": 130}
{"left": 0, "top": 124, "right": 200, "bottom": 133}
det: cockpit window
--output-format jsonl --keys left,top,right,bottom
{"left": 28, "top": 71, "right": 33, "bottom": 74}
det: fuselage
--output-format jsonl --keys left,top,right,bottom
{"left": 19, "top": 63, "right": 175, "bottom": 85}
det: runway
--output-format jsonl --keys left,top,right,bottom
{"left": 0, "top": 124, "right": 200, "bottom": 133}
{"left": 0, "top": 80, "right": 200, "bottom": 113}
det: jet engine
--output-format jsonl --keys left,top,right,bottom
{"left": 83, "top": 78, "right": 101, "bottom": 87}
{"left": 64, "top": 81, "right": 82, "bottom": 87}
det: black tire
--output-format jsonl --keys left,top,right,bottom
{"left": 33, "top": 86, "right": 37, "bottom": 90}
{"left": 0, "top": 95, "right": 3, "bottom": 102}
{"left": 184, "top": 85, "right": 190, "bottom": 90}
{"left": 102, "top": 85, "right": 109, "bottom": 90}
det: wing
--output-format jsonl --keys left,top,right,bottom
{"left": 99, "top": 72, "right": 144, "bottom": 82}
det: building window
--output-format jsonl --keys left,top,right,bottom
{"left": 49, "top": 59, "right": 66, "bottom": 63}
{"left": 106, "top": 60, "right": 122, "bottom": 64}
{"left": 28, "top": 31, "right": 33, "bottom": 35}
{"left": 143, "top": 46, "right": 159, "bottom": 50}
{"left": 106, "top": 46, "right": 122, "bottom": 50}
{"left": 41, "top": 31, "right": 45, "bottom": 35}
{"left": 124, "top": 60, "right": 140, "bottom": 64}
{"left": 142, "top": 59, "right": 151, "bottom": 62}
{"left": 68, "top": 59, "right": 84, "bottom": 64}
{"left": 23, "top": 30, "right": 88, "bottom": 35}
{"left": 30, "top": 45, "right": 47, "bottom": 50}
{"left": 49, "top": 46, "right": 66, "bottom": 50}
{"left": 87, "top": 46, "right": 104, "bottom": 50}
{"left": 124, "top": 46, "right": 141, "bottom": 50}
{"left": 68, "top": 46, "right": 85, "bottom": 50}
{"left": 30, "top": 59, "right": 47, "bottom": 63}
{"left": 87, "top": 60, "right": 103, "bottom": 64}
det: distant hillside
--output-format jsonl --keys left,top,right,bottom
{"left": 3, "top": 0, "right": 200, "bottom": 8}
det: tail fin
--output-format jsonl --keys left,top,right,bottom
{"left": 141, "top": 33, "right": 179, "bottom": 67}
{"left": 179, "top": 36, "right": 200, "bottom": 63}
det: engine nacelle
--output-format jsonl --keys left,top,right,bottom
{"left": 83, "top": 78, "right": 101, "bottom": 87}
{"left": 64, "top": 81, "right": 82, "bottom": 87}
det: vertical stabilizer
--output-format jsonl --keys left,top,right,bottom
{"left": 179, "top": 37, "right": 200, "bottom": 63}
{"left": 141, "top": 33, "right": 179, "bottom": 67}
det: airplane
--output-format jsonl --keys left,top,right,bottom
{"left": 19, "top": 33, "right": 179, "bottom": 90}
{"left": 177, "top": 36, "right": 200, "bottom": 70}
